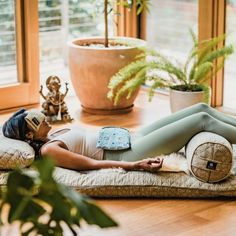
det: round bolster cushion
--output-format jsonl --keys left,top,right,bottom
{"left": 185, "top": 132, "right": 233, "bottom": 183}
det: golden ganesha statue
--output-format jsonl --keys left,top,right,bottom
{"left": 39, "top": 75, "right": 73, "bottom": 123}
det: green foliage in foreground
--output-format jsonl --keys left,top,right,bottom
{"left": 0, "top": 158, "right": 117, "bottom": 236}
{"left": 108, "top": 30, "right": 234, "bottom": 105}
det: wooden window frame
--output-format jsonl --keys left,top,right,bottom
{"left": 0, "top": 0, "right": 39, "bottom": 111}
{"left": 199, "top": 0, "right": 226, "bottom": 107}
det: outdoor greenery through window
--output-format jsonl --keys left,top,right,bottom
{"left": 39, "top": 0, "right": 114, "bottom": 95}
{"left": 224, "top": 0, "right": 236, "bottom": 110}
{"left": 145, "top": 0, "right": 198, "bottom": 91}
{"left": 0, "top": 0, "right": 17, "bottom": 86}
{"left": 146, "top": 0, "right": 198, "bottom": 60}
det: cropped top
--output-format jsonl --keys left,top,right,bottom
{"left": 45, "top": 127, "right": 104, "bottom": 160}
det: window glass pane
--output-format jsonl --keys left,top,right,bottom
{"left": 0, "top": 0, "right": 17, "bottom": 86}
{"left": 38, "top": 0, "right": 113, "bottom": 95}
{"left": 146, "top": 0, "right": 198, "bottom": 62}
{"left": 224, "top": 1, "right": 236, "bottom": 110}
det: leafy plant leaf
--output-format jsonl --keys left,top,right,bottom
{"left": 108, "top": 59, "right": 147, "bottom": 91}
{"left": 58, "top": 183, "right": 118, "bottom": 228}
{"left": 113, "top": 66, "right": 146, "bottom": 105}
{"left": 0, "top": 158, "right": 118, "bottom": 236}
{"left": 147, "top": 78, "right": 173, "bottom": 101}
{"left": 200, "top": 84, "right": 211, "bottom": 104}
{"left": 33, "top": 156, "right": 55, "bottom": 182}
{"left": 201, "top": 45, "right": 234, "bottom": 64}
{"left": 192, "top": 62, "right": 213, "bottom": 83}
{"left": 189, "top": 28, "right": 198, "bottom": 47}
{"left": 197, "top": 34, "right": 226, "bottom": 64}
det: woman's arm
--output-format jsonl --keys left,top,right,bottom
{"left": 40, "top": 142, "right": 163, "bottom": 172}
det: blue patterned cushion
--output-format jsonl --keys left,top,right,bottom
{"left": 96, "top": 127, "right": 131, "bottom": 150}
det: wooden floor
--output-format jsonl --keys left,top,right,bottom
{"left": 1, "top": 90, "right": 236, "bottom": 236}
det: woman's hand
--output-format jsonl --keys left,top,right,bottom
{"left": 133, "top": 157, "right": 163, "bottom": 173}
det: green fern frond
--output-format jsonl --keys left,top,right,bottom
{"left": 201, "top": 45, "right": 234, "bottom": 64}
{"left": 107, "top": 59, "right": 146, "bottom": 101}
{"left": 147, "top": 75, "right": 173, "bottom": 87}
{"left": 150, "top": 51, "right": 187, "bottom": 82}
{"left": 197, "top": 34, "right": 226, "bottom": 64}
{"left": 136, "top": 0, "right": 151, "bottom": 14}
{"left": 198, "top": 34, "right": 225, "bottom": 48}
{"left": 189, "top": 28, "right": 198, "bottom": 46}
{"left": 108, "top": 59, "right": 146, "bottom": 91}
{"left": 148, "top": 81, "right": 166, "bottom": 101}
{"left": 107, "top": 90, "right": 114, "bottom": 100}
{"left": 184, "top": 46, "right": 198, "bottom": 74}
{"left": 192, "top": 62, "right": 213, "bottom": 83}
{"left": 189, "top": 56, "right": 203, "bottom": 83}
{"left": 188, "top": 35, "right": 225, "bottom": 78}
{"left": 188, "top": 65, "right": 196, "bottom": 83}
{"left": 199, "top": 33, "right": 226, "bottom": 46}
{"left": 188, "top": 34, "right": 228, "bottom": 82}
{"left": 199, "top": 84, "right": 211, "bottom": 104}
{"left": 147, "top": 78, "right": 173, "bottom": 101}
{"left": 126, "top": 67, "right": 147, "bottom": 99}
{"left": 186, "top": 29, "right": 201, "bottom": 70}
{"left": 198, "top": 58, "right": 225, "bottom": 84}
{"left": 113, "top": 67, "right": 146, "bottom": 105}
{"left": 156, "top": 62, "right": 186, "bottom": 83}
{"left": 135, "top": 52, "right": 148, "bottom": 59}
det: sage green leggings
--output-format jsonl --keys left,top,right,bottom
{"left": 104, "top": 103, "right": 236, "bottom": 162}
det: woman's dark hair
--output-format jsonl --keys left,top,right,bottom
{"left": 26, "top": 140, "right": 46, "bottom": 158}
{"left": 2, "top": 108, "right": 27, "bottom": 140}
{"left": 3, "top": 108, "right": 46, "bottom": 157}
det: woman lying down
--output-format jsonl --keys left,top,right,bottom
{"left": 2, "top": 103, "right": 236, "bottom": 174}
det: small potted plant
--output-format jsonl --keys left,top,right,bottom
{"left": 68, "top": 0, "right": 150, "bottom": 115}
{"left": 108, "top": 30, "right": 234, "bottom": 112}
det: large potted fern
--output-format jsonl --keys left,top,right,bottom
{"left": 107, "top": 30, "right": 234, "bottom": 112}
{"left": 68, "top": 0, "right": 149, "bottom": 114}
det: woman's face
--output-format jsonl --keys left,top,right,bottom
{"left": 33, "top": 119, "right": 52, "bottom": 141}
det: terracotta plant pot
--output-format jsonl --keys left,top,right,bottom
{"left": 68, "top": 37, "right": 145, "bottom": 114}
{"left": 170, "top": 89, "right": 205, "bottom": 113}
